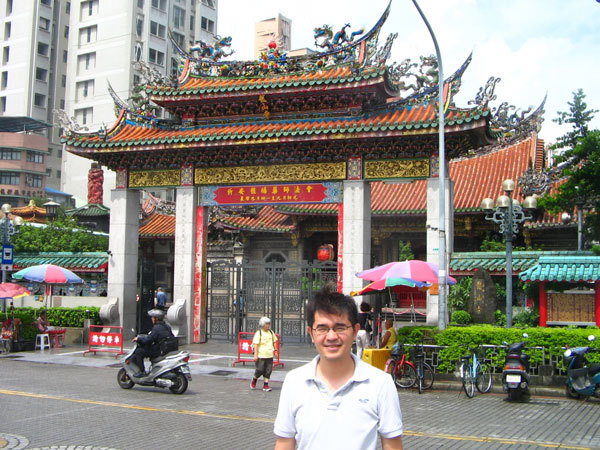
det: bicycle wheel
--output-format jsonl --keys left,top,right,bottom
{"left": 394, "top": 362, "right": 417, "bottom": 388}
{"left": 421, "top": 362, "right": 435, "bottom": 390}
{"left": 462, "top": 364, "right": 475, "bottom": 398}
{"left": 476, "top": 364, "right": 492, "bottom": 393}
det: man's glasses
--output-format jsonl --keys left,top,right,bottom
{"left": 312, "top": 324, "right": 353, "bottom": 336}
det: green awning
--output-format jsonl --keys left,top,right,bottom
{"left": 519, "top": 256, "right": 600, "bottom": 282}
{"left": 450, "top": 251, "right": 594, "bottom": 276}
{"left": 13, "top": 252, "right": 109, "bottom": 272}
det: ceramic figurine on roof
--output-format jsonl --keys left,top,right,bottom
{"left": 189, "top": 35, "right": 234, "bottom": 61}
{"left": 256, "top": 41, "right": 288, "bottom": 74}
{"left": 314, "top": 23, "right": 364, "bottom": 52}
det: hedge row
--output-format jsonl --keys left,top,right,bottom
{"left": 396, "top": 325, "right": 600, "bottom": 372}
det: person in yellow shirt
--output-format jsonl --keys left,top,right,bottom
{"left": 380, "top": 318, "right": 397, "bottom": 350}
{"left": 251, "top": 316, "right": 279, "bottom": 391}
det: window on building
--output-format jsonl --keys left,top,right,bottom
{"left": 201, "top": 16, "right": 215, "bottom": 33}
{"left": 66, "top": 1, "right": 70, "bottom": 14}
{"left": 0, "top": 172, "right": 19, "bottom": 185}
{"left": 1, "top": 71, "right": 7, "bottom": 89}
{"left": 26, "top": 174, "right": 43, "bottom": 188}
{"left": 79, "top": 25, "right": 97, "bottom": 44}
{"left": 6, "top": 0, "right": 13, "bottom": 15}
{"left": 201, "top": 0, "right": 215, "bottom": 7}
{"left": 150, "top": 21, "right": 166, "bottom": 38}
{"left": 0, "top": 149, "right": 20, "bottom": 160}
{"left": 56, "top": 169, "right": 61, "bottom": 178}
{"left": 40, "top": 0, "right": 52, "bottom": 6}
{"left": 190, "top": 15, "right": 194, "bottom": 32}
{"left": 34, "top": 93, "right": 46, "bottom": 108}
{"left": 35, "top": 67, "right": 48, "bottom": 82}
{"left": 4, "top": 22, "right": 11, "bottom": 40}
{"left": 136, "top": 15, "right": 144, "bottom": 37}
{"left": 0, "top": 97, "right": 5, "bottom": 113}
{"left": 137, "top": 0, "right": 144, "bottom": 7}
{"left": 46, "top": 168, "right": 52, "bottom": 176}
{"left": 37, "top": 42, "right": 49, "bottom": 56}
{"left": 171, "top": 57, "right": 178, "bottom": 76}
{"left": 135, "top": 42, "right": 143, "bottom": 62}
{"left": 57, "top": 149, "right": 62, "bottom": 158}
{"left": 151, "top": 0, "right": 167, "bottom": 11}
{"left": 61, "top": 74, "right": 66, "bottom": 87}
{"left": 133, "top": 74, "right": 140, "bottom": 85}
{"left": 75, "top": 107, "right": 92, "bottom": 125}
{"left": 173, "top": 6, "right": 185, "bottom": 29}
{"left": 64, "top": 25, "right": 69, "bottom": 38}
{"left": 81, "top": 0, "right": 98, "bottom": 18}
{"left": 78, "top": 52, "right": 95, "bottom": 72}
{"left": 39, "top": 17, "right": 51, "bottom": 31}
{"left": 2, "top": 47, "right": 9, "bottom": 64}
{"left": 63, "top": 49, "right": 68, "bottom": 63}
{"left": 76, "top": 79, "right": 94, "bottom": 99}
{"left": 148, "top": 48, "right": 164, "bottom": 66}
{"left": 172, "top": 31, "right": 184, "bottom": 48}
{"left": 59, "top": 99, "right": 65, "bottom": 109}
{"left": 26, "top": 152, "right": 44, "bottom": 163}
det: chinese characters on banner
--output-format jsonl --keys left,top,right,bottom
{"left": 201, "top": 182, "right": 342, "bottom": 206}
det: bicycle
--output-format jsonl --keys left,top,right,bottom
{"left": 409, "top": 344, "right": 435, "bottom": 394}
{"left": 385, "top": 343, "right": 417, "bottom": 389}
{"left": 458, "top": 346, "right": 492, "bottom": 398}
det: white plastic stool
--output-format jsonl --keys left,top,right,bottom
{"left": 35, "top": 334, "right": 51, "bottom": 350}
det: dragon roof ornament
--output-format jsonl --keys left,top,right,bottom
{"left": 53, "top": 109, "right": 89, "bottom": 137}
{"left": 469, "top": 77, "right": 546, "bottom": 141}
{"left": 166, "top": 1, "right": 391, "bottom": 81}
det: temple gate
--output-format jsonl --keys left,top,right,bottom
{"left": 61, "top": 2, "right": 523, "bottom": 343}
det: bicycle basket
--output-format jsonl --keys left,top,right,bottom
{"left": 475, "top": 347, "right": 486, "bottom": 360}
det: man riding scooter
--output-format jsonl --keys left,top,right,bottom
{"left": 131, "top": 309, "right": 173, "bottom": 377}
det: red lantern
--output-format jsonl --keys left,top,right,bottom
{"left": 317, "top": 244, "right": 334, "bottom": 261}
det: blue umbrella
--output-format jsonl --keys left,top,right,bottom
{"left": 12, "top": 264, "right": 83, "bottom": 284}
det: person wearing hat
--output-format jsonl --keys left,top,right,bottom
{"left": 251, "top": 316, "right": 278, "bottom": 391}
{"left": 131, "top": 309, "right": 174, "bottom": 377}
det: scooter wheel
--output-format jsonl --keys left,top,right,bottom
{"left": 117, "top": 368, "right": 135, "bottom": 389}
{"left": 169, "top": 372, "right": 188, "bottom": 394}
{"left": 565, "top": 385, "right": 581, "bottom": 399}
{"left": 508, "top": 389, "right": 521, "bottom": 401}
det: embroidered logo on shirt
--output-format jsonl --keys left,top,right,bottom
{"left": 359, "top": 398, "right": 369, "bottom": 403}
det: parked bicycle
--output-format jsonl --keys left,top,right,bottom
{"left": 410, "top": 343, "right": 435, "bottom": 393}
{"left": 385, "top": 343, "right": 418, "bottom": 389}
{"left": 457, "top": 345, "right": 492, "bottom": 398}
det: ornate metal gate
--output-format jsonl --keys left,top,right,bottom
{"left": 207, "top": 260, "right": 337, "bottom": 342}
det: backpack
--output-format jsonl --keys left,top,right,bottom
{"left": 159, "top": 335, "right": 179, "bottom": 355}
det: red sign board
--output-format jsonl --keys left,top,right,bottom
{"left": 202, "top": 182, "right": 341, "bottom": 206}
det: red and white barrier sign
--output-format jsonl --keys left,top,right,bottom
{"left": 232, "top": 331, "right": 284, "bottom": 368}
{"left": 83, "top": 325, "right": 125, "bottom": 357}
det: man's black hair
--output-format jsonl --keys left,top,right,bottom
{"left": 306, "top": 283, "right": 358, "bottom": 327}
{"left": 360, "top": 302, "right": 372, "bottom": 313}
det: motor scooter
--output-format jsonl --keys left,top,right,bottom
{"left": 117, "top": 336, "right": 192, "bottom": 394}
{"left": 564, "top": 335, "right": 600, "bottom": 400}
{"left": 502, "top": 333, "right": 530, "bottom": 401}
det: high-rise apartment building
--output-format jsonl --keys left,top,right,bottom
{"left": 254, "top": 13, "right": 291, "bottom": 59}
{"left": 0, "top": 0, "right": 70, "bottom": 203}
{"left": 64, "top": 0, "right": 218, "bottom": 206}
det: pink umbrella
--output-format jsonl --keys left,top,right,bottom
{"left": 0, "top": 282, "right": 31, "bottom": 299}
{"left": 356, "top": 260, "right": 457, "bottom": 285}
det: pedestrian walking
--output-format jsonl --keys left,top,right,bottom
{"left": 355, "top": 301, "right": 372, "bottom": 359}
{"left": 251, "top": 316, "right": 278, "bottom": 392}
{"left": 274, "top": 284, "right": 403, "bottom": 449}
{"left": 154, "top": 287, "right": 166, "bottom": 310}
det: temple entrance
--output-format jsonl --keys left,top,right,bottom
{"left": 207, "top": 260, "right": 337, "bottom": 342}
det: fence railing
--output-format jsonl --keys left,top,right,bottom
{"left": 403, "top": 344, "right": 565, "bottom": 377}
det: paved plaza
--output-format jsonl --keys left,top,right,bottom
{"left": 0, "top": 342, "right": 599, "bottom": 449}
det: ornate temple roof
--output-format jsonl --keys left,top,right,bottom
{"left": 65, "top": 203, "right": 110, "bottom": 218}
{"left": 519, "top": 255, "right": 600, "bottom": 283}
{"left": 11, "top": 202, "right": 49, "bottom": 224}
{"left": 13, "top": 252, "right": 108, "bottom": 272}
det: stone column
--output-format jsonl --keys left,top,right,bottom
{"left": 173, "top": 186, "right": 198, "bottom": 344}
{"left": 341, "top": 180, "right": 371, "bottom": 296}
{"left": 107, "top": 188, "right": 140, "bottom": 340}
{"left": 425, "top": 177, "right": 454, "bottom": 326}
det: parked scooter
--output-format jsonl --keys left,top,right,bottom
{"left": 502, "top": 333, "right": 530, "bottom": 401}
{"left": 564, "top": 335, "right": 600, "bottom": 400}
{"left": 117, "top": 336, "right": 192, "bottom": 394}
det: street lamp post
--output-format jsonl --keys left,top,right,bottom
{"left": 481, "top": 180, "right": 537, "bottom": 328}
{"left": 43, "top": 199, "right": 60, "bottom": 222}
{"left": 411, "top": 0, "right": 448, "bottom": 330}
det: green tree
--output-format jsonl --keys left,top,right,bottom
{"left": 11, "top": 215, "right": 108, "bottom": 253}
{"left": 398, "top": 240, "right": 414, "bottom": 261}
{"left": 537, "top": 89, "right": 600, "bottom": 244}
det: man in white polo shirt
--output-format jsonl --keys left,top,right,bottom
{"left": 274, "top": 284, "right": 403, "bottom": 449}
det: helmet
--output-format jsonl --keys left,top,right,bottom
{"left": 148, "top": 309, "right": 165, "bottom": 320}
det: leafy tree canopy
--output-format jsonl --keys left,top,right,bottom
{"left": 537, "top": 89, "right": 600, "bottom": 245}
{"left": 11, "top": 215, "right": 108, "bottom": 253}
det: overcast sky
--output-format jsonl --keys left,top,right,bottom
{"left": 217, "top": 0, "right": 600, "bottom": 145}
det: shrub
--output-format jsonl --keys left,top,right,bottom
{"left": 448, "top": 277, "right": 472, "bottom": 313}
{"left": 513, "top": 309, "right": 540, "bottom": 327}
{"left": 10, "top": 306, "right": 101, "bottom": 328}
{"left": 451, "top": 310, "right": 471, "bottom": 325}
